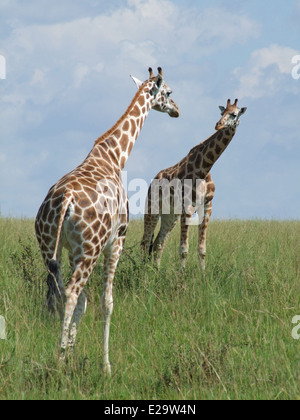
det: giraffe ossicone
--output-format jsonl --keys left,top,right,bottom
{"left": 35, "top": 67, "right": 179, "bottom": 374}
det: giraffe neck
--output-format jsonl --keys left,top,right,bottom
{"left": 89, "top": 83, "right": 153, "bottom": 171}
{"left": 184, "top": 126, "right": 237, "bottom": 180}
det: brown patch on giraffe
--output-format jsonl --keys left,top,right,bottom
{"left": 50, "top": 224, "right": 58, "bottom": 237}
{"left": 41, "top": 242, "right": 50, "bottom": 254}
{"left": 187, "top": 163, "right": 194, "bottom": 174}
{"left": 78, "top": 193, "right": 92, "bottom": 209}
{"left": 48, "top": 209, "right": 55, "bottom": 224}
{"left": 43, "top": 223, "right": 50, "bottom": 235}
{"left": 84, "top": 186, "right": 98, "bottom": 204}
{"left": 74, "top": 204, "right": 83, "bottom": 216}
{"left": 207, "top": 152, "right": 214, "bottom": 162}
{"left": 83, "top": 242, "right": 94, "bottom": 256}
{"left": 73, "top": 182, "right": 83, "bottom": 191}
{"left": 120, "top": 134, "right": 129, "bottom": 151}
{"left": 107, "top": 138, "right": 118, "bottom": 149}
{"left": 84, "top": 206, "right": 97, "bottom": 224}
{"left": 53, "top": 186, "right": 65, "bottom": 197}
{"left": 215, "top": 145, "right": 222, "bottom": 155}
{"left": 92, "top": 235, "right": 100, "bottom": 246}
{"left": 97, "top": 159, "right": 113, "bottom": 174}
{"left": 123, "top": 121, "right": 130, "bottom": 132}
{"left": 42, "top": 200, "right": 51, "bottom": 217}
{"left": 92, "top": 148, "right": 101, "bottom": 158}
{"left": 138, "top": 95, "right": 145, "bottom": 107}
{"left": 100, "top": 224, "right": 108, "bottom": 240}
{"left": 209, "top": 140, "right": 215, "bottom": 150}
{"left": 83, "top": 227, "right": 93, "bottom": 241}
{"left": 130, "top": 104, "right": 140, "bottom": 118}
{"left": 92, "top": 219, "right": 101, "bottom": 232}
{"left": 130, "top": 119, "right": 136, "bottom": 137}
{"left": 203, "top": 159, "right": 211, "bottom": 169}
{"left": 222, "top": 137, "right": 230, "bottom": 146}
{"left": 77, "top": 220, "right": 88, "bottom": 232}
{"left": 114, "top": 129, "right": 121, "bottom": 139}
{"left": 120, "top": 156, "right": 126, "bottom": 168}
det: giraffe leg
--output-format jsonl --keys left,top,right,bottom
{"left": 66, "top": 253, "right": 87, "bottom": 350}
{"left": 141, "top": 213, "right": 159, "bottom": 256}
{"left": 179, "top": 215, "right": 191, "bottom": 270}
{"left": 198, "top": 202, "right": 212, "bottom": 271}
{"left": 152, "top": 214, "right": 179, "bottom": 267}
{"left": 101, "top": 237, "right": 125, "bottom": 376}
{"left": 60, "top": 259, "right": 94, "bottom": 359}
{"left": 68, "top": 291, "right": 87, "bottom": 351}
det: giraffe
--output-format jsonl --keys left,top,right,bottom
{"left": 35, "top": 67, "right": 179, "bottom": 375}
{"left": 141, "top": 99, "right": 247, "bottom": 269}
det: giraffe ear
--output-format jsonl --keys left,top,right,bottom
{"left": 219, "top": 106, "right": 226, "bottom": 115}
{"left": 130, "top": 75, "right": 143, "bottom": 89}
{"left": 239, "top": 107, "right": 247, "bottom": 116}
{"left": 155, "top": 74, "right": 163, "bottom": 90}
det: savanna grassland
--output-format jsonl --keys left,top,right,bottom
{"left": 0, "top": 217, "right": 299, "bottom": 400}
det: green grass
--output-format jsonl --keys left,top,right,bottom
{"left": 0, "top": 218, "right": 299, "bottom": 400}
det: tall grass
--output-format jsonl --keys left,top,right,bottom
{"left": 0, "top": 218, "right": 299, "bottom": 400}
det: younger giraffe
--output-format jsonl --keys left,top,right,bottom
{"left": 142, "top": 99, "right": 247, "bottom": 269}
{"left": 35, "top": 68, "right": 179, "bottom": 374}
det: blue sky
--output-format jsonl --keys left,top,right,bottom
{"left": 0, "top": 0, "right": 300, "bottom": 219}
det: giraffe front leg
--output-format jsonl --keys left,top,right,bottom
{"left": 101, "top": 238, "right": 125, "bottom": 376}
{"left": 141, "top": 213, "right": 159, "bottom": 257}
{"left": 152, "top": 215, "right": 178, "bottom": 267}
{"left": 179, "top": 215, "right": 191, "bottom": 270}
{"left": 198, "top": 202, "right": 212, "bottom": 272}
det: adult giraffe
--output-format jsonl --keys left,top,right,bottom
{"left": 142, "top": 99, "right": 247, "bottom": 270}
{"left": 35, "top": 67, "right": 180, "bottom": 374}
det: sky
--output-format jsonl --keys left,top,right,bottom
{"left": 0, "top": 0, "right": 300, "bottom": 220}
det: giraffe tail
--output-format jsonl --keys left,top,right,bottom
{"left": 46, "top": 192, "right": 72, "bottom": 312}
{"left": 47, "top": 260, "right": 61, "bottom": 313}
{"left": 50, "top": 191, "right": 73, "bottom": 264}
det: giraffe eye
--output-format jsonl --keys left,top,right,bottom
{"left": 166, "top": 91, "right": 172, "bottom": 97}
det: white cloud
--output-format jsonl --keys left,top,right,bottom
{"left": 234, "top": 44, "right": 300, "bottom": 99}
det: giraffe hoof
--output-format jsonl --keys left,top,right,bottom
{"left": 103, "top": 362, "right": 112, "bottom": 377}
{"left": 59, "top": 348, "right": 67, "bottom": 363}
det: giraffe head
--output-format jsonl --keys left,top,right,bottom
{"left": 215, "top": 99, "right": 247, "bottom": 131}
{"left": 131, "top": 67, "right": 180, "bottom": 118}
